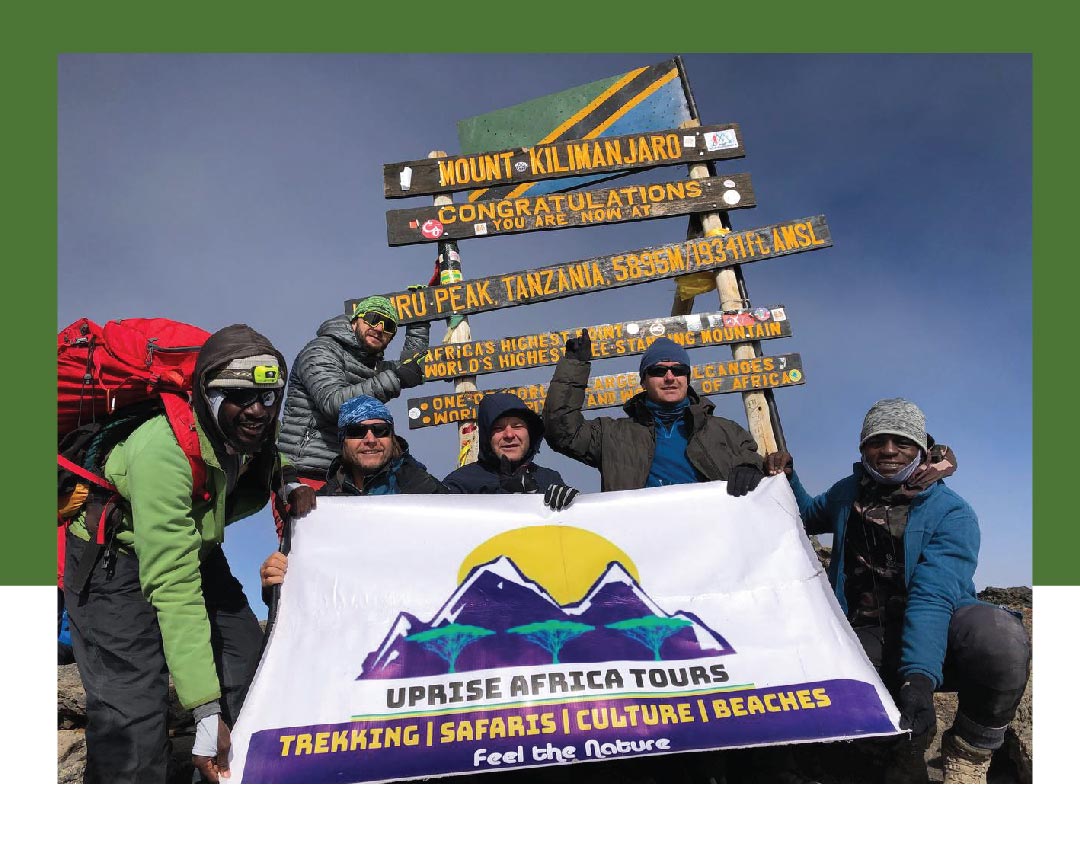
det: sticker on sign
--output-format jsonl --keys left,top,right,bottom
{"left": 705, "top": 129, "right": 739, "bottom": 151}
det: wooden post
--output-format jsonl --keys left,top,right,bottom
{"left": 430, "top": 150, "right": 480, "bottom": 468}
{"left": 670, "top": 121, "right": 784, "bottom": 455}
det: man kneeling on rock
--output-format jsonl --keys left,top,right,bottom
{"left": 766, "top": 398, "right": 1030, "bottom": 783}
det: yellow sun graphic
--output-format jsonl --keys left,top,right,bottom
{"left": 457, "top": 525, "right": 639, "bottom": 605}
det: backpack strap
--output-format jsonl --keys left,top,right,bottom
{"left": 59, "top": 394, "right": 209, "bottom": 595}
{"left": 57, "top": 454, "right": 116, "bottom": 493}
{"left": 63, "top": 496, "right": 122, "bottom": 597}
{"left": 161, "top": 392, "right": 209, "bottom": 502}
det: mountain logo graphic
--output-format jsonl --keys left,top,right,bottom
{"left": 358, "top": 555, "right": 734, "bottom": 680}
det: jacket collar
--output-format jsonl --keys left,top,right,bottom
{"left": 326, "top": 435, "right": 411, "bottom": 492}
{"left": 850, "top": 461, "right": 940, "bottom": 503}
{"left": 624, "top": 386, "right": 713, "bottom": 427}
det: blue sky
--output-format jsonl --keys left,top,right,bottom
{"left": 57, "top": 54, "right": 1031, "bottom": 616}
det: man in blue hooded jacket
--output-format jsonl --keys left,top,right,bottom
{"left": 766, "top": 398, "right": 1030, "bottom": 783}
{"left": 443, "top": 392, "right": 578, "bottom": 511}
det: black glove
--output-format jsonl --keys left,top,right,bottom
{"left": 544, "top": 484, "right": 579, "bottom": 511}
{"left": 726, "top": 464, "right": 765, "bottom": 496}
{"left": 897, "top": 673, "right": 937, "bottom": 741}
{"left": 396, "top": 351, "right": 427, "bottom": 388}
{"left": 564, "top": 328, "right": 592, "bottom": 361}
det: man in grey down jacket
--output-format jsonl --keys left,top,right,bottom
{"left": 543, "top": 332, "right": 766, "bottom": 495}
{"left": 279, "top": 294, "right": 428, "bottom": 488}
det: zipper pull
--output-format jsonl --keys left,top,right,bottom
{"left": 102, "top": 549, "right": 116, "bottom": 581}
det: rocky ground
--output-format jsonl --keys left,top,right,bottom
{"left": 57, "top": 588, "right": 1032, "bottom": 784}
{"left": 58, "top": 664, "right": 196, "bottom": 784}
{"left": 959, "top": 586, "right": 1032, "bottom": 784}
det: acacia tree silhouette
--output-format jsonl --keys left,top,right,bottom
{"left": 606, "top": 616, "right": 692, "bottom": 660}
{"left": 406, "top": 623, "right": 495, "bottom": 673}
{"left": 507, "top": 619, "right": 595, "bottom": 664}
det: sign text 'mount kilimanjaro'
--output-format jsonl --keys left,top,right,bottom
{"left": 384, "top": 124, "right": 745, "bottom": 198}
{"left": 385, "top": 175, "right": 755, "bottom": 246}
{"left": 346, "top": 216, "right": 830, "bottom": 323}
{"left": 422, "top": 307, "right": 791, "bottom": 382}
{"left": 407, "top": 354, "right": 805, "bottom": 429}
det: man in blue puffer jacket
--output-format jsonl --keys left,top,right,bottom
{"left": 766, "top": 398, "right": 1030, "bottom": 783}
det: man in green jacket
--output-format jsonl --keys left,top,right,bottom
{"left": 543, "top": 332, "right": 766, "bottom": 495}
{"left": 64, "top": 324, "right": 289, "bottom": 783}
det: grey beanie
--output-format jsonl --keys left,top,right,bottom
{"left": 206, "top": 354, "right": 284, "bottom": 389}
{"left": 860, "top": 398, "right": 928, "bottom": 454}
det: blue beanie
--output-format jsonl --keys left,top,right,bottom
{"left": 639, "top": 337, "right": 691, "bottom": 378}
{"left": 338, "top": 395, "right": 394, "bottom": 440}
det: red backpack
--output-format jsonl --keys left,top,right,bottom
{"left": 58, "top": 318, "right": 212, "bottom": 588}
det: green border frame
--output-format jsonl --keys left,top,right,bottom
{"left": 6, "top": 2, "right": 1061, "bottom": 585}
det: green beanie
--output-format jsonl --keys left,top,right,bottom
{"left": 350, "top": 295, "right": 399, "bottom": 323}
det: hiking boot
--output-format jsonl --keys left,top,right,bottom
{"left": 941, "top": 729, "right": 993, "bottom": 784}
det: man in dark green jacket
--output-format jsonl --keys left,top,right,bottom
{"left": 64, "top": 324, "right": 289, "bottom": 783}
{"left": 543, "top": 333, "right": 765, "bottom": 495}
{"left": 541, "top": 332, "right": 767, "bottom": 782}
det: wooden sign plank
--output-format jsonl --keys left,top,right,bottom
{"left": 383, "top": 124, "right": 745, "bottom": 199}
{"left": 422, "top": 306, "right": 792, "bottom": 382}
{"left": 407, "top": 354, "right": 805, "bottom": 429}
{"left": 347, "top": 215, "right": 831, "bottom": 323}
{"left": 385, "top": 174, "right": 755, "bottom": 246}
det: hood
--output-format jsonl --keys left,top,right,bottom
{"left": 317, "top": 314, "right": 382, "bottom": 358}
{"left": 477, "top": 393, "right": 544, "bottom": 466}
{"left": 193, "top": 324, "right": 288, "bottom": 453}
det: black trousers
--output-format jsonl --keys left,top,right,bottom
{"left": 857, "top": 601, "right": 1031, "bottom": 743}
{"left": 64, "top": 534, "right": 263, "bottom": 784}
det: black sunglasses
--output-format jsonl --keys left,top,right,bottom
{"left": 358, "top": 311, "right": 398, "bottom": 335}
{"left": 644, "top": 364, "right": 691, "bottom": 378}
{"left": 344, "top": 423, "right": 394, "bottom": 439}
{"left": 221, "top": 388, "right": 280, "bottom": 409}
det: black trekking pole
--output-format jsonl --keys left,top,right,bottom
{"left": 262, "top": 513, "right": 291, "bottom": 648}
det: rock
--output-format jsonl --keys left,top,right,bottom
{"left": 57, "top": 730, "right": 86, "bottom": 784}
{"left": 56, "top": 664, "right": 197, "bottom": 783}
{"left": 977, "top": 586, "right": 1033, "bottom": 783}
{"left": 57, "top": 664, "right": 86, "bottom": 729}
{"left": 979, "top": 586, "right": 1032, "bottom": 608}
{"left": 928, "top": 587, "right": 1032, "bottom": 783}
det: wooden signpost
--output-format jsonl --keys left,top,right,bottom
{"left": 406, "top": 353, "right": 806, "bottom": 429}
{"left": 429, "top": 152, "right": 482, "bottom": 468}
{"left": 421, "top": 307, "right": 791, "bottom": 382}
{"left": 383, "top": 124, "right": 744, "bottom": 198}
{"left": 385, "top": 174, "right": 755, "bottom": 246}
{"left": 373, "top": 56, "right": 830, "bottom": 467}
{"left": 347, "top": 215, "right": 830, "bottom": 322}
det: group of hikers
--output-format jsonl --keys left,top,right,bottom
{"left": 60, "top": 271, "right": 1031, "bottom": 785}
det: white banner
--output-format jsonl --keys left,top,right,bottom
{"left": 229, "top": 477, "right": 900, "bottom": 783}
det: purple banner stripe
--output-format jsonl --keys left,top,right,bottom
{"left": 241, "top": 678, "right": 894, "bottom": 783}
